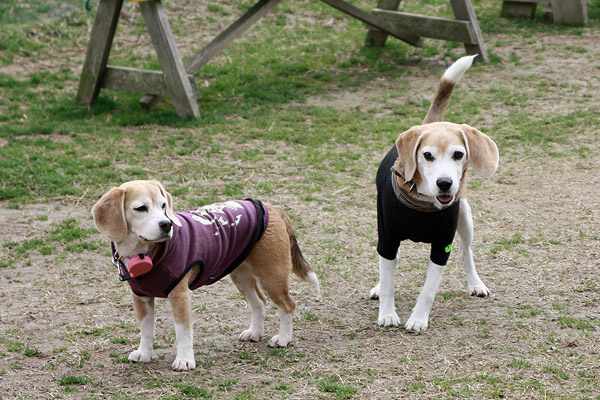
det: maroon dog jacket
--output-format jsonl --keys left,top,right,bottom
{"left": 116, "top": 199, "right": 268, "bottom": 298}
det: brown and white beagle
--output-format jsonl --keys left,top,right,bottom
{"left": 370, "top": 55, "right": 499, "bottom": 332}
{"left": 92, "top": 180, "right": 319, "bottom": 370}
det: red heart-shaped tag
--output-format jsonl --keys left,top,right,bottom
{"left": 127, "top": 254, "right": 153, "bottom": 278}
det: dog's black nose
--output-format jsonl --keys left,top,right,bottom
{"left": 159, "top": 220, "right": 172, "bottom": 233}
{"left": 436, "top": 178, "right": 453, "bottom": 192}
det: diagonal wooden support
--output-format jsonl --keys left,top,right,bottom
{"left": 140, "top": 0, "right": 282, "bottom": 109}
{"left": 450, "top": 0, "right": 489, "bottom": 62}
{"left": 371, "top": 11, "right": 477, "bottom": 45}
{"left": 186, "top": 0, "right": 283, "bottom": 74}
{"left": 138, "top": 0, "right": 200, "bottom": 118}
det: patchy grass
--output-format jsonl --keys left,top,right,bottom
{"left": 1, "top": 0, "right": 600, "bottom": 399}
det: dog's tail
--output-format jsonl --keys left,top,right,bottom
{"left": 281, "top": 208, "right": 320, "bottom": 296}
{"left": 423, "top": 54, "right": 477, "bottom": 124}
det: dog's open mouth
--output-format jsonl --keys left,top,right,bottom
{"left": 436, "top": 195, "right": 454, "bottom": 205}
{"left": 139, "top": 233, "right": 171, "bottom": 243}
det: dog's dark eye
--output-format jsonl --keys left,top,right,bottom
{"left": 161, "top": 203, "right": 166, "bottom": 210}
{"left": 423, "top": 152, "right": 435, "bottom": 161}
{"left": 134, "top": 205, "right": 148, "bottom": 212}
{"left": 453, "top": 151, "right": 464, "bottom": 160}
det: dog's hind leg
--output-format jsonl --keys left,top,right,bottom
{"left": 260, "top": 274, "right": 296, "bottom": 348}
{"left": 457, "top": 199, "right": 490, "bottom": 297}
{"left": 129, "top": 294, "right": 157, "bottom": 363}
{"left": 230, "top": 264, "right": 267, "bottom": 342}
{"left": 249, "top": 258, "right": 296, "bottom": 347}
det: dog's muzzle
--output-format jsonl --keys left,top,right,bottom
{"left": 436, "top": 178, "right": 454, "bottom": 205}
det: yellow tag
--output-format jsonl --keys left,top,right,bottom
{"left": 129, "top": 0, "right": 153, "bottom": 2}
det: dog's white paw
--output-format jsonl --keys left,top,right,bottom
{"left": 172, "top": 357, "right": 196, "bottom": 371}
{"left": 268, "top": 334, "right": 291, "bottom": 348}
{"left": 128, "top": 349, "right": 157, "bottom": 363}
{"left": 405, "top": 313, "right": 428, "bottom": 333}
{"left": 369, "top": 283, "right": 381, "bottom": 299}
{"left": 470, "top": 283, "right": 490, "bottom": 297}
{"left": 239, "top": 329, "right": 262, "bottom": 342}
{"left": 378, "top": 312, "right": 401, "bottom": 327}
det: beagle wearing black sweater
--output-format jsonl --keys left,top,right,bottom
{"left": 370, "top": 55, "right": 499, "bottom": 332}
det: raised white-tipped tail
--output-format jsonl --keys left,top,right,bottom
{"left": 423, "top": 54, "right": 477, "bottom": 124}
{"left": 442, "top": 54, "right": 477, "bottom": 83}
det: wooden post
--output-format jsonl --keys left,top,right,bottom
{"left": 138, "top": 0, "right": 200, "bottom": 118}
{"left": 450, "top": 0, "right": 489, "bottom": 62}
{"left": 319, "top": 0, "right": 422, "bottom": 46}
{"left": 365, "top": 0, "right": 401, "bottom": 46}
{"left": 501, "top": 0, "right": 538, "bottom": 19}
{"left": 551, "top": 0, "right": 587, "bottom": 25}
{"left": 76, "top": 0, "right": 124, "bottom": 107}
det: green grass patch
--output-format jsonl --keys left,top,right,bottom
{"left": 4, "top": 218, "right": 98, "bottom": 259}
{"left": 58, "top": 375, "right": 91, "bottom": 386}
{"left": 317, "top": 375, "right": 359, "bottom": 399}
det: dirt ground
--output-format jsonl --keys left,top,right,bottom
{"left": 1, "top": 2, "right": 600, "bottom": 399}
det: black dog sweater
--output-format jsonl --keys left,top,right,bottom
{"left": 376, "top": 146, "right": 460, "bottom": 266}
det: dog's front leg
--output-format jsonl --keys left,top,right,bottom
{"left": 129, "top": 294, "right": 157, "bottom": 363}
{"left": 376, "top": 256, "right": 401, "bottom": 327}
{"left": 168, "top": 285, "right": 196, "bottom": 371}
{"left": 405, "top": 260, "right": 444, "bottom": 332}
{"left": 457, "top": 199, "right": 490, "bottom": 297}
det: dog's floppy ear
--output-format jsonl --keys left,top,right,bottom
{"left": 395, "top": 126, "right": 425, "bottom": 181}
{"left": 164, "top": 190, "right": 182, "bottom": 227}
{"left": 91, "top": 187, "right": 128, "bottom": 242}
{"left": 460, "top": 125, "right": 499, "bottom": 178}
{"left": 150, "top": 180, "right": 182, "bottom": 227}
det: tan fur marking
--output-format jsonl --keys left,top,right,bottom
{"left": 132, "top": 293, "right": 154, "bottom": 322}
{"left": 167, "top": 265, "right": 201, "bottom": 329}
{"left": 230, "top": 264, "right": 267, "bottom": 305}
{"left": 395, "top": 125, "right": 426, "bottom": 182}
{"left": 423, "top": 78, "right": 457, "bottom": 124}
{"left": 459, "top": 125, "right": 499, "bottom": 177}
{"left": 243, "top": 205, "right": 297, "bottom": 315}
{"left": 91, "top": 187, "right": 127, "bottom": 242}
{"left": 418, "top": 125, "right": 465, "bottom": 154}
{"left": 120, "top": 180, "right": 162, "bottom": 211}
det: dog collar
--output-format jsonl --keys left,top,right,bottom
{"left": 111, "top": 246, "right": 131, "bottom": 281}
{"left": 390, "top": 166, "right": 455, "bottom": 212}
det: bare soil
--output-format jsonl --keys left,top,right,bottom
{"left": 1, "top": 2, "right": 600, "bottom": 399}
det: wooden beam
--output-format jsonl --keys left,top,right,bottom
{"left": 103, "top": 66, "right": 200, "bottom": 98}
{"left": 76, "top": 0, "right": 124, "bottom": 107}
{"left": 186, "top": 0, "right": 282, "bottom": 74}
{"left": 139, "top": 0, "right": 200, "bottom": 118}
{"left": 372, "top": 10, "right": 476, "bottom": 44}
{"left": 450, "top": 0, "right": 489, "bottom": 63}
{"left": 319, "top": 0, "right": 422, "bottom": 46}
